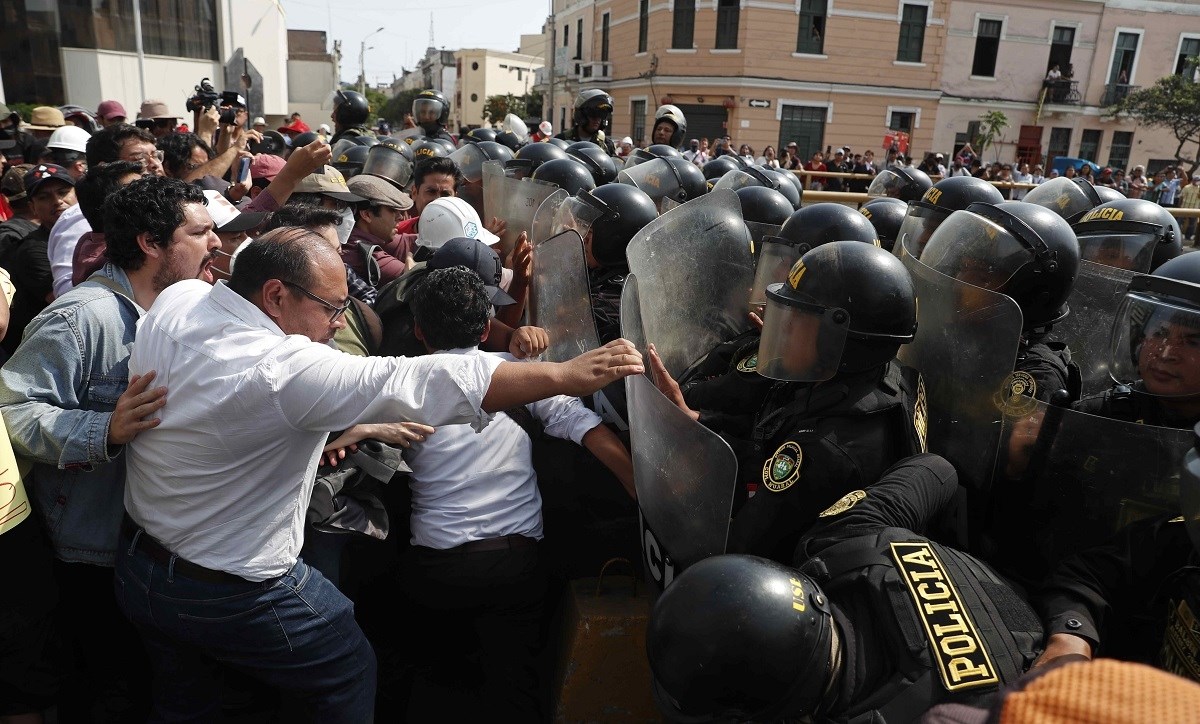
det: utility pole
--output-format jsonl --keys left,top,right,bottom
{"left": 360, "top": 26, "right": 385, "bottom": 96}
{"left": 547, "top": 0, "right": 555, "bottom": 127}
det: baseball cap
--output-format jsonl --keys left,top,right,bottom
{"left": 202, "top": 190, "right": 267, "bottom": 233}
{"left": 96, "top": 100, "right": 127, "bottom": 122}
{"left": 23, "top": 163, "right": 76, "bottom": 193}
{"left": 416, "top": 197, "right": 499, "bottom": 250}
{"left": 250, "top": 154, "right": 287, "bottom": 181}
{"left": 138, "top": 99, "right": 178, "bottom": 121}
{"left": 621, "top": 136, "right": 633, "bottom": 146}
{"left": 47, "top": 125, "right": 91, "bottom": 154}
{"left": 428, "top": 237, "right": 517, "bottom": 306}
{"left": 293, "top": 165, "right": 364, "bottom": 203}
{"left": 347, "top": 174, "right": 413, "bottom": 210}
{"left": 1, "top": 164, "right": 33, "bottom": 202}
{"left": 538, "top": 121, "right": 553, "bottom": 136}
{"left": 278, "top": 120, "right": 311, "bottom": 135}
{"left": 252, "top": 116, "right": 266, "bottom": 126}
{"left": 25, "top": 106, "right": 66, "bottom": 131}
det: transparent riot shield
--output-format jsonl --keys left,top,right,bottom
{"left": 530, "top": 190, "right": 569, "bottom": 246}
{"left": 745, "top": 221, "right": 783, "bottom": 254}
{"left": 991, "top": 400, "right": 1193, "bottom": 569}
{"left": 396, "top": 127, "right": 424, "bottom": 144}
{"left": 625, "top": 189, "right": 756, "bottom": 379}
{"left": 1054, "top": 260, "right": 1135, "bottom": 396}
{"left": 897, "top": 253, "right": 1024, "bottom": 492}
{"left": 482, "top": 160, "right": 560, "bottom": 256}
{"left": 620, "top": 273, "right": 648, "bottom": 357}
{"left": 528, "top": 230, "right": 599, "bottom": 363}
{"left": 626, "top": 372, "right": 739, "bottom": 591}
{"left": 530, "top": 191, "right": 605, "bottom": 246}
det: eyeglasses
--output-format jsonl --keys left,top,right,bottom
{"left": 281, "top": 280, "right": 352, "bottom": 323}
{"left": 126, "top": 150, "right": 164, "bottom": 165}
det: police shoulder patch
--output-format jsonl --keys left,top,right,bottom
{"left": 913, "top": 374, "right": 929, "bottom": 453}
{"left": 763, "top": 441, "right": 803, "bottom": 493}
{"left": 994, "top": 370, "right": 1038, "bottom": 417}
{"left": 819, "top": 490, "right": 866, "bottom": 517}
{"left": 736, "top": 352, "right": 758, "bottom": 373}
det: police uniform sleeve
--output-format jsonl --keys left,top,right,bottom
{"left": 1036, "top": 514, "right": 1192, "bottom": 651}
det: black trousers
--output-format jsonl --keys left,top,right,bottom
{"left": 403, "top": 540, "right": 552, "bottom": 722}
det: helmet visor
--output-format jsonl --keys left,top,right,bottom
{"left": 750, "top": 238, "right": 805, "bottom": 308}
{"left": 622, "top": 147, "right": 657, "bottom": 170}
{"left": 1109, "top": 291, "right": 1200, "bottom": 398}
{"left": 330, "top": 139, "right": 358, "bottom": 164}
{"left": 618, "top": 157, "right": 685, "bottom": 203}
{"left": 449, "top": 143, "right": 489, "bottom": 183}
{"left": 503, "top": 113, "right": 529, "bottom": 143}
{"left": 555, "top": 196, "right": 605, "bottom": 241}
{"left": 362, "top": 146, "right": 413, "bottom": 188}
{"left": 1023, "top": 176, "right": 1097, "bottom": 221}
{"left": 412, "top": 98, "right": 442, "bottom": 125}
{"left": 896, "top": 203, "right": 949, "bottom": 260}
{"left": 867, "top": 169, "right": 910, "bottom": 199}
{"left": 919, "top": 210, "right": 1031, "bottom": 291}
{"left": 758, "top": 282, "right": 851, "bottom": 381}
{"left": 1077, "top": 230, "right": 1161, "bottom": 273}
{"left": 712, "top": 169, "right": 768, "bottom": 193}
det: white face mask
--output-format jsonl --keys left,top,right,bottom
{"left": 336, "top": 207, "right": 355, "bottom": 246}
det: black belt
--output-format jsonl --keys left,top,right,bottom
{"left": 121, "top": 515, "right": 251, "bottom": 585}
{"left": 423, "top": 534, "right": 538, "bottom": 555}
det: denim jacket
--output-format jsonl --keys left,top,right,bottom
{"left": 0, "top": 264, "right": 143, "bottom": 566}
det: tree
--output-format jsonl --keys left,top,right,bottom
{"left": 1109, "top": 72, "right": 1200, "bottom": 175}
{"left": 482, "top": 93, "right": 526, "bottom": 125}
{"left": 974, "top": 110, "right": 1009, "bottom": 162}
{"left": 379, "top": 89, "right": 421, "bottom": 126}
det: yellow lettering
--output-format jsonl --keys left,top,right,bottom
{"left": 790, "top": 577, "right": 806, "bottom": 611}
{"left": 909, "top": 569, "right": 945, "bottom": 582}
{"left": 940, "top": 635, "right": 978, "bottom": 656}
{"left": 917, "top": 581, "right": 952, "bottom": 600}
{"left": 902, "top": 548, "right": 937, "bottom": 568}
{"left": 948, "top": 657, "right": 991, "bottom": 683}
{"left": 924, "top": 600, "right": 959, "bottom": 615}
{"left": 932, "top": 613, "right": 970, "bottom": 637}
{"left": 793, "top": 600, "right": 806, "bottom": 613}
{"left": 924, "top": 187, "right": 943, "bottom": 205}
{"left": 861, "top": 208, "right": 873, "bottom": 220}
{"left": 788, "top": 262, "right": 806, "bottom": 288}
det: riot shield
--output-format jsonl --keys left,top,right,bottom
{"left": 991, "top": 400, "right": 1193, "bottom": 568}
{"left": 625, "top": 189, "right": 756, "bottom": 379}
{"left": 620, "top": 273, "right": 648, "bottom": 357}
{"left": 1054, "top": 260, "right": 1134, "bottom": 396}
{"left": 530, "top": 190, "right": 569, "bottom": 246}
{"left": 626, "top": 372, "right": 739, "bottom": 591}
{"left": 396, "top": 127, "right": 424, "bottom": 144}
{"left": 528, "top": 230, "right": 600, "bottom": 363}
{"left": 530, "top": 191, "right": 605, "bottom": 246}
{"left": 745, "top": 221, "right": 783, "bottom": 253}
{"left": 897, "top": 252, "right": 1024, "bottom": 492}
{"left": 482, "top": 160, "right": 560, "bottom": 256}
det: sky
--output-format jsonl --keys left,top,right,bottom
{"left": 279, "top": 0, "right": 548, "bottom": 86}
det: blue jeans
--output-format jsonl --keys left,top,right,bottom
{"left": 114, "top": 529, "right": 376, "bottom": 724}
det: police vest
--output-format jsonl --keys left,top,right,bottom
{"left": 801, "top": 529, "right": 1043, "bottom": 723}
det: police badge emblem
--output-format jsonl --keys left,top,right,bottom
{"left": 736, "top": 353, "right": 758, "bottom": 373}
{"left": 763, "top": 441, "right": 802, "bottom": 492}
{"left": 819, "top": 490, "right": 866, "bottom": 517}
{"left": 994, "top": 370, "right": 1038, "bottom": 417}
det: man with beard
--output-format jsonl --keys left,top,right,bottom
{"left": 0, "top": 176, "right": 218, "bottom": 721}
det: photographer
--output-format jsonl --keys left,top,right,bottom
{"left": 183, "top": 79, "right": 262, "bottom": 185}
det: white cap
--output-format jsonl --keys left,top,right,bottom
{"left": 47, "top": 125, "right": 91, "bottom": 154}
{"left": 252, "top": 116, "right": 266, "bottom": 126}
{"left": 416, "top": 197, "right": 500, "bottom": 250}
{"left": 538, "top": 121, "right": 552, "bottom": 136}
{"left": 621, "top": 136, "right": 633, "bottom": 146}
{"left": 318, "top": 123, "right": 331, "bottom": 134}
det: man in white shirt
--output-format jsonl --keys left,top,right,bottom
{"left": 115, "top": 227, "right": 643, "bottom": 723}
{"left": 375, "top": 266, "right": 634, "bottom": 720}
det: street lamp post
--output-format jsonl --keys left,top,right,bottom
{"left": 359, "top": 26, "right": 385, "bottom": 95}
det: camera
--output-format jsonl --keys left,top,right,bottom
{"left": 186, "top": 78, "right": 247, "bottom": 125}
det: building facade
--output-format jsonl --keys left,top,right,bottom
{"left": 286, "top": 30, "right": 341, "bottom": 131}
{"left": 392, "top": 47, "right": 458, "bottom": 124}
{"left": 456, "top": 49, "right": 544, "bottom": 131}
{"left": 531, "top": 0, "right": 1199, "bottom": 172}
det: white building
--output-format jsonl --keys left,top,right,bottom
{"left": 456, "top": 49, "right": 544, "bottom": 130}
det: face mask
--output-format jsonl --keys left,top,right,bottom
{"left": 336, "top": 207, "right": 354, "bottom": 246}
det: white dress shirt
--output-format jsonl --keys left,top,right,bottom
{"left": 46, "top": 203, "right": 91, "bottom": 299}
{"left": 125, "top": 280, "right": 503, "bottom": 580}
{"left": 406, "top": 348, "right": 602, "bottom": 550}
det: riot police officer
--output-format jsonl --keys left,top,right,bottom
{"left": 329, "top": 90, "right": 373, "bottom": 145}
{"left": 1072, "top": 197, "right": 1182, "bottom": 273}
{"left": 860, "top": 197, "right": 908, "bottom": 253}
{"left": 1024, "top": 175, "right": 1103, "bottom": 223}
{"left": 410, "top": 89, "right": 455, "bottom": 144}
{"left": 652, "top": 241, "right": 925, "bottom": 560}
{"left": 648, "top": 454, "right": 1043, "bottom": 722}
{"left": 650, "top": 105, "right": 687, "bottom": 149}
{"left": 867, "top": 164, "right": 932, "bottom": 202}
{"left": 895, "top": 175, "right": 1005, "bottom": 258}
{"left": 556, "top": 89, "right": 616, "bottom": 155}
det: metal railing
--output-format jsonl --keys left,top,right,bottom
{"left": 1040, "top": 79, "right": 1081, "bottom": 105}
{"left": 1102, "top": 83, "right": 1138, "bottom": 106}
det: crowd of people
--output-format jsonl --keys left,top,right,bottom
{"left": 0, "top": 83, "right": 1199, "bottom": 724}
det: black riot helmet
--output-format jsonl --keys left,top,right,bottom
{"left": 896, "top": 175, "right": 1005, "bottom": 258}
{"left": 779, "top": 202, "right": 880, "bottom": 252}
{"left": 758, "top": 167, "right": 803, "bottom": 209}
{"left": 546, "top": 137, "right": 572, "bottom": 150}
{"left": 409, "top": 138, "right": 448, "bottom": 161}
{"left": 332, "top": 144, "right": 370, "bottom": 179}
{"left": 652, "top": 104, "right": 687, "bottom": 148}
{"left": 1094, "top": 184, "right": 1126, "bottom": 205}
{"left": 860, "top": 197, "right": 909, "bottom": 252}
{"left": 412, "top": 89, "right": 450, "bottom": 134}
{"left": 702, "top": 156, "right": 742, "bottom": 182}
{"left": 618, "top": 155, "right": 707, "bottom": 205}
{"left": 362, "top": 143, "right": 415, "bottom": 188}
{"left": 921, "top": 201, "right": 1081, "bottom": 330}
{"left": 531, "top": 157, "right": 596, "bottom": 196}
{"left": 647, "top": 555, "right": 835, "bottom": 722}
{"left": 448, "top": 140, "right": 513, "bottom": 184}
{"left": 1023, "top": 176, "right": 1103, "bottom": 223}
{"left": 429, "top": 137, "right": 456, "bottom": 155}
{"left": 463, "top": 127, "right": 497, "bottom": 145}
{"left": 867, "top": 165, "right": 933, "bottom": 202}
{"left": 760, "top": 241, "right": 916, "bottom": 379}
{"left": 1107, "top": 253, "right": 1200, "bottom": 400}
{"left": 1072, "top": 198, "right": 1182, "bottom": 273}
{"left": 333, "top": 90, "right": 370, "bottom": 126}
{"left": 566, "top": 141, "right": 619, "bottom": 185}
{"left": 494, "top": 130, "right": 523, "bottom": 152}
{"left": 291, "top": 131, "right": 320, "bottom": 148}
{"left": 572, "top": 89, "right": 614, "bottom": 131}
{"left": 647, "top": 143, "right": 682, "bottom": 158}
{"left": 577, "top": 183, "right": 659, "bottom": 267}
{"left": 736, "top": 186, "right": 793, "bottom": 226}
{"left": 515, "top": 141, "right": 569, "bottom": 171}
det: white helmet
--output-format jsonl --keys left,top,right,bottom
{"left": 653, "top": 104, "right": 687, "bottom": 147}
{"left": 47, "top": 125, "right": 91, "bottom": 154}
{"left": 416, "top": 197, "right": 500, "bottom": 250}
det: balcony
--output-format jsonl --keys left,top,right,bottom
{"left": 1102, "top": 83, "right": 1138, "bottom": 107}
{"left": 1039, "top": 79, "right": 1081, "bottom": 105}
